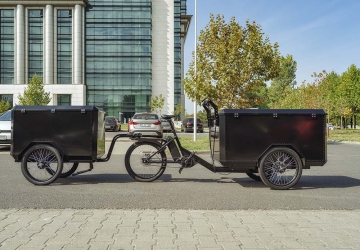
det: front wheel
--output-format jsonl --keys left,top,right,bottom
{"left": 21, "top": 144, "right": 63, "bottom": 185}
{"left": 259, "top": 147, "right": 303, "bottom": 190}
{"left": 125, "top": 142, "right": 166, "bottom": 182}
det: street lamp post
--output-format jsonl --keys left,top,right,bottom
{"left": 193, "top": 0, "right": 197, "bottom": 141}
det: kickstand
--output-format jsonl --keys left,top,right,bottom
{"left": 72, "top": 163, "right": 94, "bottom": 176}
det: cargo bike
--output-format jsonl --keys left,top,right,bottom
{"left": 11, "top": 100, "right": 327, "bottom": 190}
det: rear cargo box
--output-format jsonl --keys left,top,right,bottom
{"left": 211, "top": 109, "right": 327, "bottom": 171}
{"left": 11, "top": 106, "right": 105, "bottom": 162}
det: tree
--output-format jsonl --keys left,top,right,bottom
{"left": 173, "top": 104, "right": 185, "bottom": 121}
{"left": 149, "top": 94, "right": 165, "bottom": 115}
{"left": 18, "top": 73, "right": 51, "bottom": 105}
{"left": 184, "top": 14, "right": 281, "bottom": 109}
{"left": 268, "top": 54, "right": 297, "bottom": 108}
{"left": 0, "top": 100, "right": 11, "bottom": 113}
{"left": 339, "top": 64, "right": 360, "bottom": 128}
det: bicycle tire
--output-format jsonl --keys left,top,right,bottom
{"left": 21, "top": 144, "right": 63, "bottom": 185}
{"left": 125, "top": 142, "right": 166, "bottom": 182}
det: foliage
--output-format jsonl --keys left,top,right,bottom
{"left": 173, "top": 104, "right": 185, "bottom": 121}
{"left": 0, "top": 100, "right": 11, "bottom": 113}
{"left": 183, "top": 14, "right": 281, "bottom": 109}
{"left": 268, "top": 55, "right": 297, "bottom": 108}
{"left": 149, "top": 94, "right": 165, "bottom": 115}
{"left": 18, "top": 74, "right": 51, "bottom": 105}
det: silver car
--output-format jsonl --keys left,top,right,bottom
{"left": 0, "top": 110, "right": 11, "bottom": 145}
{"left": 129, "top": 113, "right": 163, "bottom": 138}
{"left": 161, "top": 119, "right": 173, "bottom": 132}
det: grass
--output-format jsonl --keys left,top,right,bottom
{"left": 328, "top": 129, "right": 360, "bottom": 142}
{"left": 178, "top": 135, "right": 210, "bottom": 151}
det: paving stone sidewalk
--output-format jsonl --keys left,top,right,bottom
{"left": 1, "top": 209, "right": 360, "bottom": 250}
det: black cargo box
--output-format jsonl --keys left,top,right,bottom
{"left": 11, "top": 106, "right": 105, "bottom": 162}
{"left": 211, "top": 109, "right": 327, "bottom": 171}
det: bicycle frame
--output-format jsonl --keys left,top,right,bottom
{"left": 130, "top": 108, "right": 229, "bottom": 173}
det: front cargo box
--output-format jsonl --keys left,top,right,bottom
{"left": 211, "top": 109, "right": 327, "bottom": 171}
{"left": 11, "top": 106, "right": 105, "bottom": 162}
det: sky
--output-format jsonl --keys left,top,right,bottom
{"left": 183, "top": 0, "right": 360, "bottom": 113}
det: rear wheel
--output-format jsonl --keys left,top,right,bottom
{"left": 60, "top": 163, "right": 79, "bottom": 178}
{"left": 259, "top": 147, "right": 303, "bottom": 190}
{"left": 125, "top": 142, "right": 166, "bottom": 182}
{"left": 21, "top": 145, "right": 63, "bottom": 185}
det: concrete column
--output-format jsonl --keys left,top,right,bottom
{"left": 16, "top": 5, "right": 25, "bottom": 84}
{"left": 151, "top": 0, "right": 174, "bottom": 115}
{"left": 44, "top": 5, "right": 54, "bottom": 85}
{"left": 73, "top": 4, "right": 82, "bottom": 85}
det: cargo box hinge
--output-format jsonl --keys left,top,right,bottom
{"left": 312, "top": 113, "right": 316, "bottom": 118}
{"left": 234, "top": 113, "right": 238, "bottom": 118}
{"left": 81, "top": 109, "right": 85, "bottom": 114}
{"left": 51, "top": 109, "right": 55, "bottom": 114}
{"left": 273, "top": 113, "right": 278, "bottom": 118}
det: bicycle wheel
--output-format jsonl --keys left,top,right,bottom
{"left": 21, "top": 144, "right": 63, "bottom": 185}
{"left": 259, "top": 147, "right": 303, "bottom": 190}
{"left": 60, "top": 163, "right": 79, "bottom": 178}
{"left": 125, "top": 142, "right": 166, "bottom": 182}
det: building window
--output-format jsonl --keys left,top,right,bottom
{"left": 57, "top": 9, "right": 72, "bottom": 84}
{"left": 57, "top": 94, "right": 71, "bottom": 106}
{"left": 85, "top": 0, "right": 152, "bottom": 117}
{"left": 0, "top": 9, "right": 14, "bottom": 84}
{"left": 28, "top": 9, "right": 43, "bottom": 79}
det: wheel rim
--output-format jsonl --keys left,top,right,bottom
{"left": 263, "top": 151, "right": 299, "bottom": 186}
{"left": 129, "top": 144, "right": 164, "bottom": 179}
{"left": 26, "top": 148, "right": 60, "bottom": 182}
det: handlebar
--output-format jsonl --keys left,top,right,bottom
{"left": 201, "top": 99, "right": 219, "bottom": 127}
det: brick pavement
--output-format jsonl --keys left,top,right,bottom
{"left": 1, "top": 209, "right": 360, "bottom": 250}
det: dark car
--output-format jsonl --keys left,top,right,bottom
{"left": 181, "top": 118, "right": 203, "bottom": 133}
{"left": 105, "top": 116, "right": 120, "bottom": 132}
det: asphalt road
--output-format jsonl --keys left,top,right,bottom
{"left": 1, "top": 142, "right": 360, "bottom": 210}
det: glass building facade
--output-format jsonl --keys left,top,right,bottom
{"left": 0, "top": 0, "right": 190, "bottom": 119}
{"left": 28, "top": 10, "right": 43, "bottom": 78}
{"left": 0, "top": 9, "right": 14, "bottom": 85}
{"left": 57, "top": 9, "right": 72, "bottom": 84}
{"left": 85, "top": 0, "right": 152, "bottom": 120}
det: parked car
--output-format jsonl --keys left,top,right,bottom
{"left": 115, "top": 118, "right": 122, "bottom": 131}
{"left": 0, "top": 110, "right": 12, "bottom": 145}
{"left": 128, "top": 113, "right": 163, "bottom": 138}
{"left": 105, "top": 116, "right": 120, "bottom": 132}
{"left": 161, "top": 119, "right": 173, "bottom": 132}
{"left": 181, "top": 118, "right": 203, "bottom": 133}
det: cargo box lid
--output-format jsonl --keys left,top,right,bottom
{"left": 13, "top": 106, "right": 100, "bottom": 112}
{"left": 219, "top": 109, "right": 326, "bottom": 116}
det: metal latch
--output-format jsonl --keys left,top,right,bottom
{"left": 273, "top": 113, "right": 278, "bottom": 118}
{"left": 51, "top": 109, "right": 55, "bottom": 114}
{"left": 21, "top": 109, "right": 25, "bottom": 113}
{"left": 234, "top": 113, "right": 238, "bottom": 118}
{"left": 311, "top": 113, "right": 316, "bottom": 118}
{"left": 81, "top": 109, "right": 85, "bottom": 114}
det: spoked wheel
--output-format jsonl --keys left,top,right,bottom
{"left": 246, "top": 172, "right": 262, "bottom": 181}
{"left": 259, "top": 147, "right": 303, "bottom": 190}
{"left": 60, "top": 163, "right": 79, "bottom": 178}
{"left": 125, "top": 142, "right": 166, "bottom": 182}
{"left": 21, "top": 145, "right": 63, "bottom": 185}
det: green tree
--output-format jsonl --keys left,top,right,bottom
{"left": 0, "top": 100, "right": 11, "bottom": 113}
{"left": 173, "top": 104, "right": 185, "bottom": 121}
{"left": 149, "top": 94, "right": 165, "bottom": 115}
{"left": 268, "top": 54, "right": 297, "bottom": 108}
{"left": 18, "top": 73, "right": 51, "bottom": 105}
{"left": 339, "top": 64, "right": 360, "bottom": 128}
{"left": 184, "top": 14, "right": 281, "bottom": 109}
